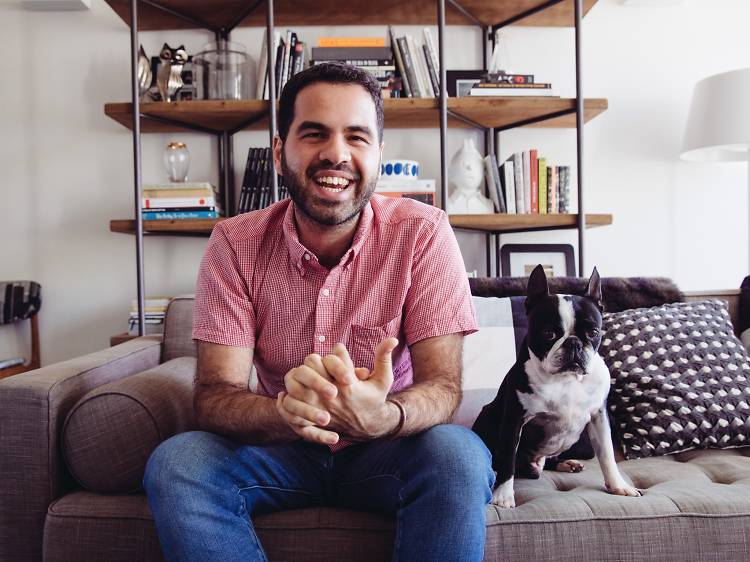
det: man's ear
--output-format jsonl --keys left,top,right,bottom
{"left": 585, "top": 266, "right": 603, "bottom": 310}
{"left": 272, "top": 135, "right": 284, "bottom": 176}
{"left": 525, "top": 264, "right": 549, "bottom": 313}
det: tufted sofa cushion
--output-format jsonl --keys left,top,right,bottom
{"left": 486, "top": 447, "right": 750, "bottom": 559}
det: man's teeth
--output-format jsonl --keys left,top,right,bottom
{"left": 316, "top": 176, "right": 350, "bottom": 191}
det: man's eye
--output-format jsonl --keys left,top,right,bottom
{"left": 303, "top": 132, "right": 322, "bottom": 138}
{"left": 542, "top": 330, "right": 556, "bottom": 341}
{"left": 350, "top": 136, "right": 367, "bottom": 143}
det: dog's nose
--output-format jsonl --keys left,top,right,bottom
{"left": 563, "top": 337, "right": 583, "bottom": 353}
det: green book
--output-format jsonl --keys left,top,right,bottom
{"left": 538, "top": 158, "right": 548, "bottom": 215}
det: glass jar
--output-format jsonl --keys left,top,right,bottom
{"left": 193, "top": 40, "right": 255, "bottom": 100}
{"left": 163, "top": 142, "right": 190, "bottom": 182}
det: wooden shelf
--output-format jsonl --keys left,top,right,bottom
{"left": 103, "top": 0, "right": 598, "bottom": 30}
{"left": 449, "top": 213, "right": 612, "bottom": 233}
{"left": 110, "top": 218, "right": 223, "bottom": 236}
{"left": 104, "top": 97, "right": 608, "bottom": 133}
{"left": 110, "top": 214, "right": 611, "bottom": 236}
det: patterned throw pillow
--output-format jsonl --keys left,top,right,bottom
{"left": 600, "top": 299, "right": 750, "bottom": 459}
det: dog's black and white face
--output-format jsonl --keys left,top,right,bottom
{"left": 525, "top": 265, "right": 603, "bottom": 377}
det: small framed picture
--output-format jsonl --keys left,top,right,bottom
{"left": 446, "top": 70, "right": 486, "bottom": 97}
{"left": 500, "top": 243, "right": 576, "bottom": 277}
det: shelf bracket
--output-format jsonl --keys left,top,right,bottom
{"left": 446, "top": 0, "right": 484, "bottom": 28}
{"left": 138, "top": 112, "right": 222, "bottom": 135}
{"left": 141, "top": 0, "right": 215, "bottom": 31}
{"left": 226, "top": 0, "right": 264, "bottom": 33}
{"left": 495, "top": 107, "right": 576, "bottom": 132}
{"left": 447, "top": 109, "right": 486, "bottom": 131}
{"left": 228, "top": 110, "right": 270, "bottom": 136}
{"left": 492, "top": 0, "right": 567, "bottom": 32}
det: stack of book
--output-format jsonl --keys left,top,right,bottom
{"left": 483, "top": 150, "right": 571, "bottom": 215}
{"left": 388, "top": 26, "right": 440, "bottom": 98}
{"left": 128, "top": 296, "right": 171, "bottom": 336}
{"left": 469, "top": 72, "right": 554, "bottom": 97}
{"left": 256, "top": 29, "right": 308, "bottom": 99}
{"left": 310, "top": 38, "right": 402, "bottom": 99}
{"left": 375, "top": 178, "right": 436, "bottom": 206}
{"left": 237, "top": 147, "right": 288, "bottom": 213}
{"left": 141, "top": 182, "right": 221, "bottom": 220}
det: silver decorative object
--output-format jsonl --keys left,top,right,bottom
{"left": 163, "top": 142, "right": 190, "bottom": 182}
{"left": 156, "top": 43, "right": 187, "bottom": 102}
{"left": 137, "top": 45, "right": 152, "bottom": 100}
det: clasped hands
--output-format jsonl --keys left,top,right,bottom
{"left": 276, "top": 338, "right": 399, "bottom": 445}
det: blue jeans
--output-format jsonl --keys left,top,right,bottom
{"left": 143, "top": 424, "right": 494, "bottom": 562}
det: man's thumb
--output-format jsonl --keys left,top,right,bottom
{"left": 372, "top": 337, "right": 398, "bottom": 388}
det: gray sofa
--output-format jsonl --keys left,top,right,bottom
{"left": 1, "top": 278, "right": 749, "bottom": 562}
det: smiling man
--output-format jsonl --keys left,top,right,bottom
{"left": 143, "top": 63, "right": 494, "bottom": 562}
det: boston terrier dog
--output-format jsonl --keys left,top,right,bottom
{"left": 472, "top": 265, "right": 641, "bottom": 508}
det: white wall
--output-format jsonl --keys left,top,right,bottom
{"left": 0, "top": 0, "right": 747, "bottom": 365}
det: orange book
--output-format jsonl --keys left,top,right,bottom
{"left": 317, "top": 37, "right": 385, "bottom": 47}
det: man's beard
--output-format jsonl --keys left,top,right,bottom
{"left": 281, "top": 151, "right": 377, "bottom": 227}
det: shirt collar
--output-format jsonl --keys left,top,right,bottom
{"left": 282, "top": 199, "right": 374, "bottom": 272}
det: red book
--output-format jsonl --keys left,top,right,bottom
{"left": 529, "top": 149, "right": 538, "bottom": 213}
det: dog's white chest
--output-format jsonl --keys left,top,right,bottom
{"left": 518, "top": 356, "right": 610, "bottom": 424}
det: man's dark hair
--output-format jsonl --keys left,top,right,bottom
{"left": 277, "top": 63, "right": 384, "bottom": 143}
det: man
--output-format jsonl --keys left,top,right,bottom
{"left": 143, "top": 63, "right": 494, "bottom": 562}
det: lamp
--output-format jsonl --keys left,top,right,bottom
{"left": 681, "top": 67, "right": 750, "bottom": 266}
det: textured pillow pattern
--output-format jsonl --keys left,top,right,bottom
{"left": 600, "top": 299, "right": 750, "bottom": 459}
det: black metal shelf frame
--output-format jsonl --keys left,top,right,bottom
{"left": 126, "top": 0, "right": 589, "bottom": 334}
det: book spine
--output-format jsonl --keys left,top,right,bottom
{"left": 279, "top": 30, "right": 292, "bottom": 92}
{"left": 142, "top": 188, "right": 215, "bottom": 198}
{"left": 142, "top": 210, "right": 219, "bottom": 220}
{"left": 273, "top": 39, "right": 285, "bottom": 98}
{"left": 389, "top": 26, "right": 411, "bottom": 98}
{"left": 560, "top": 166, "right": 570, "bottom": 213}
{"left": 396, "top": 36, "right": 420, "bottom": 99}
{"left": 503, "top": 159, "right": 516, "bottom": 214}
{"left": 238, "top": 147, "right": 257, "bottom": 213}
{"left": 422, "top": 44, "right": 439, "bottom": 97}
{"left": 549, "top": 165, "right": 557, "bottom": 214}
{"left": 286, "top": 32, "right": 298, "bottom": 83}
{"left": 142, "top": 196, "right": 216, "bottom": 208}
{"left": 317, "top": 37, "right": 385, "bottom": 48}
{"left": 311, "top": 46, "right": 393, "bottom": 60}
{"left": 141, "top": 206, "right": 217, "bottom": 213}
{"left": 490, "top": 154, "right": 506, "bottom": 213}
{"left": 512, "top": 152, "right": 525, "bottom": 214}
{"left": 530, "top": 149, "right": 538, "bottom": 214}
{"left": 406, "top": 34, "right": 430, "bottom": 97}
{"left": 522, "top": 151, "right": 531, "bottom": 214}
{"left": 256, "top": 28, "right": 268, "bottom": 99}
{"left": 423, "top": 28, "right": 440, "bottom": 84}
{"left": 538, "top": 157, "right": 547, "bottom": 215}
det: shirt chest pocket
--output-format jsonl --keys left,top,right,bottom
{"left": 347, "top": 315, "right": 401, "bottom": 372}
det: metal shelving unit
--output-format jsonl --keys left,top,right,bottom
{"left": 115, "top": 0, "right": 601, "bottom": 335}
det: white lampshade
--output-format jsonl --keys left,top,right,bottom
{"left": 681, "top": 67, "right": 750, "bottom": 162}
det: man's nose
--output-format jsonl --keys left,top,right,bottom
{"left": 318, "top": 134, "right": 351, "bottom": 166}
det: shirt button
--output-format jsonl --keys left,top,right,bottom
{"left": 322, "top": 288, "right": 330, "bottom": 296}
{"left": 318, "top": 335, "right": 326, "bottom": 342}
{"left": 304, "top": 253, "right": 311, "bottom": 261}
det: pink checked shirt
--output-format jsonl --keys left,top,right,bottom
{"left": 192, "top": 194, "right": 477, "bottom": 436}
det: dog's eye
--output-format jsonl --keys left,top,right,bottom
{"left": 586, "top": 329, "right": 600, "bottom": 339}
{"left": 542, "top": 329, "right": 557, "bottom": 341}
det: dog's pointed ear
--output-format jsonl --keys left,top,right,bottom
{"left": 525, "top": 264, "right": 549, "bottom": 313}
{"left": 585, "top": 266, "right": 603, "bottom": 310}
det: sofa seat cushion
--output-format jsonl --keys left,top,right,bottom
{"left": 62, "top": 357, "right": 196, "bottom": 494}
{"left": 46, "top": 491, "right": 394, "bottom": 562}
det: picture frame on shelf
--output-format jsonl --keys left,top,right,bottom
{"left": 446, "top": 70, "right": 485, "bottom": 97}
{"left": 500, "top": 243, "right": 575, "bottom": 277}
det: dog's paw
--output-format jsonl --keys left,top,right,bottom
{"left": 556, "top": 459, "right": 585, "bottom": 473}
{"left": 606, "top": 482, "right": 642, "bottom": 497}
{"left": 492, "top": 479, "right": 516, "bottom": 509}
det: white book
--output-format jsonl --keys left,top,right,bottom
{"left": 280, "top": 29, "right": 293, "bottom": 92}
{"left": 256, "top": 27, "right": 268, "bottom": 99}
{"left": 142, "top": 181, "right": 215, "bottom": 191}
{"left": 376, "top": 178, "right": 435, "bottom": 192}
{"left": 512, "top": 152, "right": 525, "bottom": 213}
{"left": 469, "top": 87, "right": 554, "bottom": 97}
{"left": 423, "top": 28, "right": 440, "bottom": 80}
{"left": 483, "top": 155, "right": 501, "bottom": 212}
{"left": 405, "top": 34, "right": 429, "bottom": 98}
{"left": 503, "top": 159, "right": 516, "bottom": 214}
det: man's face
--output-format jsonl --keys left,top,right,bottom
{"left": 275, "top": 82, "right": 383, "bottom": 227}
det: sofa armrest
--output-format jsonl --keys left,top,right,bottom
{"left": 0, "top": 335, "right": 163, "bottom": 562}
